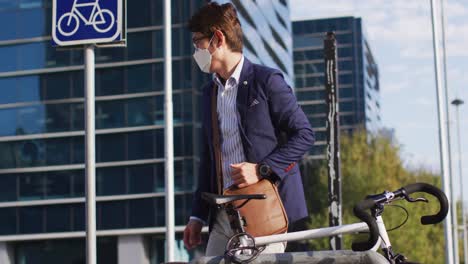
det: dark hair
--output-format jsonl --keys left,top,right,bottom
{"left": 188, "top": 2, "right": 243, "bottom": 52}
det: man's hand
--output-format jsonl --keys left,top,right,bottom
{"left": 183, "top": 220, "right": 203, "bottom": 250}
{"left": 230, "top": 162, "right": 261, "bottom": 188}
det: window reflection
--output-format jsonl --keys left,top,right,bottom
{"left": 97, "top": 133, "right": 125, "bottom": 162}
{"left": 97, "top": 68, "right": 124, "bottom": 96}
{"left": 17, "top": 7, "right": 46, "bottom": 39}
{"left": 128, "top": 164, "right": 154, "bottom": 194}
{"left": 0, "top": 208, "right": 16, "bottom": 235}
{"left": 96, "top": 100, "right": 125, "bottom": 129}
{"left": 45, "top": 171, "right": 72, "bottom": 199}
{"left": 127, "top": 64, "right": 153, "bottom": 93}
{"left": 127, "top": 130, "right": 155, "bottom": 160}
{"left": 129, "top": 198, "right": 156, "bottom": 228}
{"left": 45, "top": 205, "right": 71, "bottom": 232}
{"left": 19, "top": 173, "right": 44, "bottom": 201}
{"left": 97, "top": 167, "right": 125, "bottom": 196}
{"left": 0, "top": 130, "right": 155, "bottom": 168}
{"left": 0, "top": 45, "right": 16, "bottom": 71}
{"left": 128, "top": 31, "right": 154, "bottom": 61}
{"left": 19, "top": 206, "right": 43, "bottom": 234}
{"left": 98, "top": 201, "right": 126, "bottom": 230}
{"left": 0, "top": 95, "right": 174, "bottom": 136}
{"left": 0, "top": 174, "right": 17, "bottom": 201}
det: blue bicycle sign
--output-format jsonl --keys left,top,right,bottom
{"left": 52, "top": 0, "right": 124, "bottom": 46}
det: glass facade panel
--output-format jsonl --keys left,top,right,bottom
{"left": 43, "top": 72, "right": 71, "bottom": 100}
{"left": 0, "top": 174, "right": 17, "bottom": 201}
{"left": 45, "top": 171, "right": 71, "bottom": 199}
{"left": 72, "top": 203, "right": 85, "bottom": 231}
{"left": 128, "top": 31, "right": 155, "bottom": 60}
{"left": 19, "top": 206, "right": 43, "bottom": 234}
{"left": 95, "top": 46, "right": 124, "bottom": 63}
{"left": 97, "top": 68, "right": 125, "bottom": 96}
{"left": 96, "top": 100, "right": 125, "bottom": 129}
{"left": 15, "top": 238, "right": 117, "bottom": 264}
{"left": 175, "top": 194, "right": 192, "bottom": 225}
{"left": 45, "top": 205, "right": 71, "bottom": 232}
{"left": 0, "top": 129, "right": 171, "bottom": 169}
{"left": 127, "top": 97, "right": 157, "bottom": 127}
{"left": 97, "top": 167, "right": 126, "bottom": 196}
{"left": 129, "top": 198, "right": 155, "bottom": 228}
{"left": 155, "top": 162, "right": 165, "bottom": 192}
{"left": 19, "top": 173, "right": 44, "bottom": 201}
{"left": 128, "top": 164, "right": 154, "bottom": 194}
{"left": 97, "top": 133, "right": 126, "bottom": 162}
{"left": 0, "top": 208, "right": 16, "bottom": 235}
{"left": 127, "top": 64, "right": 153, "bottom": 93}
{"left": 46, "top": 137, "right": 71, "bottom": 165}
{"left": 127, "top": 130, "right": 154, "bottom": 160}
{"left": 99, "top": 201, "right": 126, "bottom": 230}
{"left": 0, "top": 45, "right": 17, "bottom": 72}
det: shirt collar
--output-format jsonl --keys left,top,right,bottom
{"left": 213, "top": 55, "right": 244, "bottom": 89}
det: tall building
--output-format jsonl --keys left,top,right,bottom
{"left": 293, "top": 17, "right": 381, "bottom": 159}
{"left": 0, "top": 0, "right": 293, "bottom": 263}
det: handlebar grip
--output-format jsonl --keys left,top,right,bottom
{"left": 352, "top": 199, "right": 380, "bottom": 251}
{"left": 402, "top": 182, "right": 449, "bottom": 225}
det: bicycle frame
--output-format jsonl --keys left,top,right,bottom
{"left": 254, "top": 215, "right": 389, "bottom": 252}
{"left": 69, "top": 0, "right": 105, "bottom": 25}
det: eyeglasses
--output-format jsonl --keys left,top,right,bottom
{"left": 192, "top": 36, "right": 209, "bottom": 50}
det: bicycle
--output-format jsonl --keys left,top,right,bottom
{"left": 200, "top": 182, "right": 449, "bottom": 264}
{"left": 57, "top": 0, "right": 115, "bottom": 37}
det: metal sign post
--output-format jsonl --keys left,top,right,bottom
{"left": 324, "top": 32, "right": 343, "bottom": 250}
{"left": 164, "top": 0, "right": 175, "bottom": 262}
{"left": 52, "top": 1, "right": 126, "bottom": 264}
{"left": 84, "top": 44, "right": 97, "bottom": 264}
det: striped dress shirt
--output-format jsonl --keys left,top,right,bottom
{"left": 213, "top": 55, "right": 246, "bottom": 189}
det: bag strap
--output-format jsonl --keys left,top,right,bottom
{"left": 211, "top": 83, "right": 223, "bottom": 195}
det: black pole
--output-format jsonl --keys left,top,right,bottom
{"left": 324, "top": 31, "right": 343, "bottom": 250}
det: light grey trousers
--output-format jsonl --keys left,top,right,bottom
{"left": 205, "top": 210, "right": 286, "bottom": 256}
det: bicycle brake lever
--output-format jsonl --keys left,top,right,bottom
{"left": 404, "top": 195, "right": 428, "bottom": 203}
{"left": 401, "top": 188, "right": 429, "bottom": 203}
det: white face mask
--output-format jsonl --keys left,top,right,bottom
{"left": 193, "top": 35, "right": 217, "bottom": 73}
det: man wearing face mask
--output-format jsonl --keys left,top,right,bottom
{"left": 183, "top": 2, "right": 315, "bottom": 256}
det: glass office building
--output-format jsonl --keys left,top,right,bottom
{"left": 0, "top": 0, "right": 293, "bottom": 263}
{"left": 293, "top": 17, "right": 381, "bottom": 159}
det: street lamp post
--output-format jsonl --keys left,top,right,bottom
{"left": 452, "top": 98, "right": 467, "bottom": 264}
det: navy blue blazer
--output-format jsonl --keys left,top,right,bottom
{"left": 191, "top": 58, "right": 315, "bottom": 225}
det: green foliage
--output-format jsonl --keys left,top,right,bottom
{"left": 302, "top": 130, "right": 445, "bottom": 263}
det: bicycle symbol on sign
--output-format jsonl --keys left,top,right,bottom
{"left": 57, "top": 0, "right": 115, "bottom": 37}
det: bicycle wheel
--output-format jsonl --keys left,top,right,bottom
{"left": 92, "top": 9, "right": 115, "bottom": 33}
{"left": 57, "top": 12, "right": 79, "bottom": 37}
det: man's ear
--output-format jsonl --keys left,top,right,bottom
{"left": 213, "top": 29, "right": 225, "bottom": 48}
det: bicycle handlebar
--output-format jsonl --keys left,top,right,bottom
{"left": 351, "top": 182, "right": 449, "bottom": 251}
{"left": 351, "top": 199, "right": 380, "bottom": 251}
{"left": 398, "top": 182, "right": 449, "bottom": 225}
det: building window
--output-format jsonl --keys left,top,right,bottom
{"left": 98, "top": 201, "right": 126, "bottom": 230}
{"left": 0, "top": 208, "right": 17, "bottom": 235}
{"left": 45, "top": 205, "right": 71, "bottom": 232}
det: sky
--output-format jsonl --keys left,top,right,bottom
{"left": 290, "top": 0, "right": 468, "bottom": 198}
